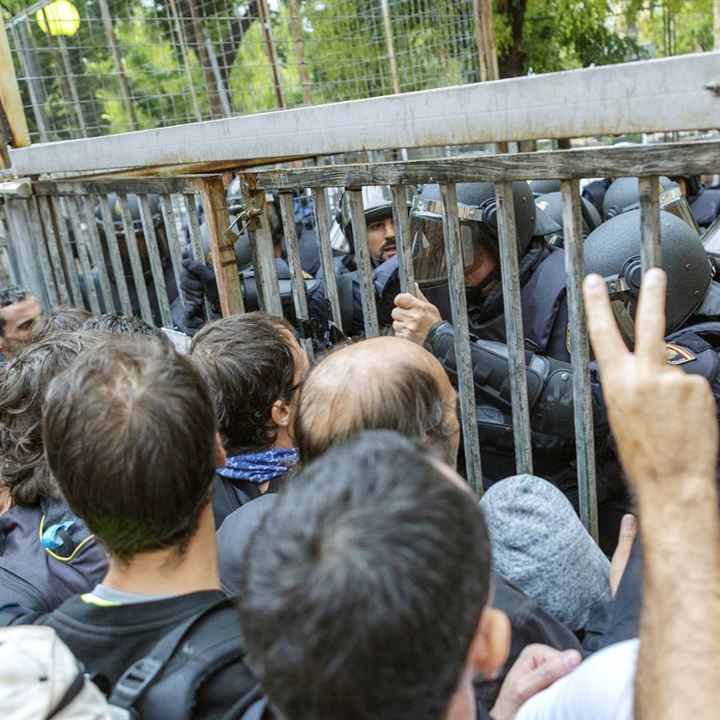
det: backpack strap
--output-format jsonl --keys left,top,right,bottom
{"left": 220, "top": 685, "right": 272, "bottom": 720}
{"left": 110, "top": 597, "right": 249, "bottom": 720}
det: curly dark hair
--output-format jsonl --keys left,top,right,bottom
{"left": 0, "top": 332, "right": 101, "bottom": 507}
{"left": 82, "top": 313, "right": 169, "bottom": 343}
{"left": 28, "top": 305, "right": 91, "bottom": 343}
{"left": 190, "top": 312, "right": 297, "bottom": 455}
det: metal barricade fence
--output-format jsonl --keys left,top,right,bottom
{"left": 1, "top": 139, "right": 719, "bottom": 540}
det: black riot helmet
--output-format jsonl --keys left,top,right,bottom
{"left": 534, "top": 191, "right": 602, "bottom": 243}
{"left": 410, "top": 180, "right": 555, "bottom": 285}
{"left": 602, "top": 176, "right": 700, "bottom": 233}
{"left": 198, "top": 218, "right": 253, "bottom": 271}
{"left": 584, "top": 210, "right": 712, "bottom": 339}
{"left": 95, "top": 193, "right": 163, "bottom": 235}
{"left": 338, "top": 185, "right": 414, "bottom": 251}
{"left": 530, "top": 179, "right": 561, "bottom": 197}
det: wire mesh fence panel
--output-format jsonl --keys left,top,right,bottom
{"left": 6, "top": 0, "right": 482, "bottom": 142}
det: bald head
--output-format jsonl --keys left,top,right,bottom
{"left": 295, "top": 336, "right": 459, "bottom": 465}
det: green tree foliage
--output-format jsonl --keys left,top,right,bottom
{"left": 3, "top": 0, "right": 715, "bottom": 140}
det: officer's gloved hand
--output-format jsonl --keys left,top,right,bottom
{"left": 183, "top": 300, "right": 207, "bottom": 337}
{"left": 180, "top": 257, "right": 220, "bottom": 310}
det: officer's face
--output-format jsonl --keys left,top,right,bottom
{"left": 366, "top": 215, "right": 397, "bottom": 264}
{"left": 0, "top": 296, "right": 42, "bottom": 357}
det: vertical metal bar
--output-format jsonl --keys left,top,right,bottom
{"left": 81, "top": 195, "right": 115, "bottom": 313}
{"left": 138, "top": 195, "right": 173, "bottom": 328}
{"left": 193, "top": 177, "right": 245, "bottom": 316}
{"left": 10, "top": 21, "right": 49, "bottom": 142}
{"left": 494, "top": 181, "right": 533, "bottom": 475}
{"left": 6, "top": 199, "right": 50, "bottom": 308}
{"left": 380, "top": 0, "right": 401, "bottom": 94}
{"left": 243, "top": 188, "right": 283, "bottom": 317}
{"left": 66, "top": 198, "right": 101, "bottom": 314}
{"left": 117, "top": 194, "right": 154, "bottom": 324}
{"left": 159, "top": 193, "right": 186, "bottom": 312}
{"left": 98, "top": 0, "right": 140, "bottom": 131}
{"left": 36, "top": 195, "right": 70, "bottom": 305}
{"left": 167, "top": 0, "right": 203, "bottom": 122}
{"left": 638, "top": 176, "right": 662, "bottom": 272}
{"left": 258, "top": 0, "right": 286, "bottom": 109}
{"left": 287, "top": 0, "right": 313, "bottom": 104}
{"left": 97, "top": 195, "right": 133, "bottom": 316}
{"left": 347, "top": 189, "right": 380, "bottom": 337}
{"left": 55, "top": 35, "right": 87, "bottom": 138}
{"left": 390, "top": 184, "right": 415, "bottom": 295}
{"left": 439, "top": 183, "right": 483, "bottom": 496}
{"left": 26, "top": 196, "right": 59, "bottom": 306}
{"left": 183, "top": 193, "right": 213, "bottom": 319}
{"left": 561, "top": 179, "right": 598, "bottom": 541}
{"left": 51, "top": 196, "right": 83, "bottom": 306}
{"left": 311, "top": 188, "right": 343, "bottom": 330}
{"left": 278, "top": 192, "right": 314, "bottom": 358}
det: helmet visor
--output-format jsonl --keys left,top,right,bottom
{"left": 605, "top": 275, "right": 637, "bottom": 350}
{"left": 410, "top": 195, "right": 480, "bottom": 283}
{"left": 659, "top": 186, "right": 700, "bottom": 234}
{"left": 701, "top": 216, "right": 720, "bottom": 256}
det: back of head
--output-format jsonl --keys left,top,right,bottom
{"left": 237, "top": 430, "right": 491, "bottom": 720}
{"left": 42, "top": 336, "right": 216, "bottom": 561}
{"left": 295, "top": 336, "right": 456, "bottom": 464}
{"left": 0, "top": 332, "right": 100, "bottom": 507}
{"left": 28, "top": 306, "right": 91, "bottom": 343}
{"left": 584, "top": 209, "right": 711, "bottom": 334}
{"left": 82, "top": 313, "right": 167, "bottom": 342}
{"left": 190, "top": 312, "right": 297, "bottom": 455}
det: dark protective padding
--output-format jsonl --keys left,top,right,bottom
{"left": 535, "top": 191, "right": 602, "bottom": 236}
{"left": 530, "top": 178, "right": 561, "bottom": 196}
{"left": 583, "top": 210, "right": 712, "bottom": 334}
{"left": 602, "top": 175, "right": 675, "bottom": 220}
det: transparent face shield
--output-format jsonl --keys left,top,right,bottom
{"left": 410, "top": 196, "right": 481, "bottom": 283}
{"left": 701, "top": 215, "right": 720, "bottom": 256}
{"left": 658, "top": 186, "right": 700, "bottom": 235}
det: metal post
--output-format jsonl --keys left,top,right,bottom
{"left": 278, "top": 192, "right": 314, "bottom": 358}
{"left": 242, "top": 187, "right": 283, "bottom": 316}
{"left": 159, "top": 193, "right": 187, "bottom": 312}
{"left": 98, "top": 0, "right": 140, "bottom": 132}
{"left": 390, "top": 184, "right": 414, "bottom": 295}
{"left": 81, "top": 195, "right": 115, "bottom": 312}
{"left": 55, "top": 35, "right": 87, "bottom": 138}
{"left": 138, "top": 194, "right": 173, "bottom": 327}
{"left": 97, "top": 194, "right": 133, "bottom": 316}
{"left": 439, "top": 183, "right": 483, "bottom": 495}
{"left": 0, "top": 17, "right": 31, "bottom": 156}
{"left": 311, "top": 188, "right": 344, "bottom": 331}
{"left": 167, "top": 0, "right": 203, "bottom": 122}
{"left": 347, "top": 188, "right": 380, "bottom": 337}
{"left": 472, "top": 0, "right": 499, "bottom": 82}
{"left": 50, "top": 196, "right": 83, "bottom": 306}
{"left": 380, "top": 0, "right": 400, "bottom": 95}
{"left": 638, "top": 176, "right": 661, "bottom": 272}
{"left": 258, "top": 0, "right": 286, "bottom": 109}
{"left": 36, "top": 195, "right": 70, "bottom": 304}
{"left": 494, "top": 181, "right": 533, "bottom": 474}
{"left": 65, "top": 197, "right": 100, "bottom": 313}
{"left": 193, "top": 176, "right": 245, "bottom": 316}
{"left": 561, "top": 179, "right": 598, "bottom": 541}
{"left": 10, "top": 20, "right": 49, "bottom": 142}
{"left": 117, "top": 194, "right": 154, "bottom": 323}
{"left": 287, "top": 0, "right": 313, "bottom": 104}
{"left": 204, "top": 31, "right": 233, "bottom": 117}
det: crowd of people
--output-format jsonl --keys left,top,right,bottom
{"left": 0, "top": 165, "right": 718, "bottom": 720}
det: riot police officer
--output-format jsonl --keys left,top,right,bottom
{"left": 396, "top": 208, "right": 718, "bottom": 551}
{"left": 534, "top": 190, "right": 602, "bottom": 247}
{"left": 90, "top": 193, "right": 185, "bottom": 331}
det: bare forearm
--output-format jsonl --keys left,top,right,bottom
{"left": 634, "top": 480, "right": 720, "bottom": 720}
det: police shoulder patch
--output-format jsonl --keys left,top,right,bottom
{"left": 665, "top": 343, "right": 696, "bottom": 365}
